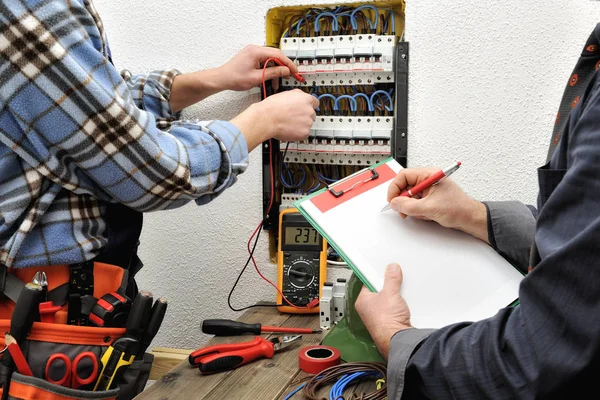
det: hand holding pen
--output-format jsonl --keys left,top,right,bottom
{"left": 382, "top": 162, "right": 461, "bottom": 212}
{"left": 381, "top": 162, "right": 489, "bottom": 243}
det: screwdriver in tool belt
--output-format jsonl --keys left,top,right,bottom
{"left": 136, "top": 297, "right": 168, "bottom": 359}
{"left": 94, "top": 290, "right": 153, "bottom": 391}
{"left": 2, "top": 283, "right": 43, "bottom": 373}
{"left": 202, "top": 319, "right": 322, "bottom": 336}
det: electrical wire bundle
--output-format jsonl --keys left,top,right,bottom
{"left": 310, "top": 89, "right": 394, "bottom": 117}
{"left": 284, "top": 362, "right": 387, "bottom": 400}
{"left": 281, "top": 4, "right": 405, "bottom": 38}
{"left": 280, "top": 164, "right": 361, "bottom": 195}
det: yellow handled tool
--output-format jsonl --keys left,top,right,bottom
{"left": 94, "top": 336, "right": 137, "bottom": 391}
{"left": 94, "top": 290, "right": 154, "bottom": 391}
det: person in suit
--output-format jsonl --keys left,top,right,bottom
{"left": 356, "top": 23, "right": 600, "bottom": 399}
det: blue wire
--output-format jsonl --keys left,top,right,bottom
{"left": 335, "top": 11, "right": 352, "bottom": 27}
{"left": 382, "top": 9, "right": 396, "bottom": 34}
{"left": 334, "top": 95, "right": 358, "bottom": 112}
{"left": 297, "top": 168, "right": 307, "bottom": 188}
{"left": 318, "top": 94, "right": 338, "bottom": 111}
{"left": 315, "top": 12, "right": 339, "bottom": 33}
{"left": 353, "top": 93, "right": 374, "bottom": 112}
{"left": 296, "top": 16, "right": 310, "bottom": 36}
{"left": 312, "top": 93, "right": 320, "bottom": 111}
{"left": 350, "top": 5, "right": 379, "bottom": 31}
{"left": 283, "top": 382, "right": 305, "bottom": 400}
{"left": 318, "top": 172, "right": 338, "bottom": 183}
{"left": 369, "top": 90, "right": 394, "bottom": 112}
{"left": 280, "top": 164, "right": 305, "bottom": 189}
{"left": 330, "top": 372, "right": 381, "bottom": 400}
{"left": 308, "top": 182, "right": 322, "bottom": 193}
{"left": 280, "top": 167, "right": 294, "bottom": 188}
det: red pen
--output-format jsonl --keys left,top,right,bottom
{"left": 272, "top": 58, "right": 306, "bottom": 83}
{"left": 381, "top": 161, "right": 462, "bottom": 212}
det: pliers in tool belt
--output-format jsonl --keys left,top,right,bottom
{"left": 189, "top": 335, "right": 302, "bottom": 374}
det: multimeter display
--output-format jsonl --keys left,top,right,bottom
{"left": 277, "top": 209, "right": 327, "bottom": 314}
{"left": 284, "top": 227, "right": 321, "bottom": 246}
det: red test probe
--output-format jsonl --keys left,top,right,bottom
{"left": 272, "top": 58, "right": 306, "bottom": 83}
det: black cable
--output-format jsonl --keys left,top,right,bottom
{"left": 227, "top": 141, "right": 291, "bottom": 312}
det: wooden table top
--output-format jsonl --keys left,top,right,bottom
{"left": 134, "top": 307, "right": 325, "bottom": 400}
{"left": 135, "top": 306, "right": 379, "bottom": 399}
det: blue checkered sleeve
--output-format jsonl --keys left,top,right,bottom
{"left": 121, "top": 69, "right": 182, "bottom": 121}
{"left": 0, "top": 0, "right": 248, "bottom": 212}
{"left": 0, "top": 0, "right": 249, "bottom": 268}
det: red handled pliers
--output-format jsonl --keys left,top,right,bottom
{"left": 188, "top": 335, "right": 302, "bottom": 374}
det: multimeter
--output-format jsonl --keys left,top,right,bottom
{"left": 277, "top": 208, "right": 327, "bottom": 314}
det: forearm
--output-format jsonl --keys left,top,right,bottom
{"left": 451, "top": 199, "right": 489, "bottom": 244}
{"left": 483, "top": 201, "right": 537, "bottom": 272}
{"left": 229, "top": 104, "right": 271, "bottom": 152}
{"left": 450, "top": 199, "right": 536, "bottom": 271}
{"left": 169, "top": 67, "right": 229, "bottom": 112}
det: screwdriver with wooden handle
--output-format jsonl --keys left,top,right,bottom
{"left": 202, "top": 319, "right": 321, "bottom": 336}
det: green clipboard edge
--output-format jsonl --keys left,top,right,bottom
{"left": 293, "top": 157, "right": 395, "bottom": 293}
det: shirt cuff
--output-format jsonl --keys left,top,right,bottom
{"left": 147, "top": 69, "right": 181, "bottom": 120}
{"left": 482, "top": 200, "right": 536, "bottom": 273}
{"left": 121, "top": 68, "right": 182, "bottom": 120}
{"left": 388, "top": 328, "right": 436, "bottom": 400}
{"left": 194, "top": 120, "right": 249, "bottom": 205}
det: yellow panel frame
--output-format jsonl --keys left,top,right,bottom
{"left": 265, "top": 1, "right": 406, "bottom": 47}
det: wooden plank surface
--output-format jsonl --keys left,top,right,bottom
{"left": 136, "top": 308, "right": 292, "bottom": 399}
{"left": 203, "top": 313, "right": 324, "bottom": 400}
{"left": 148, "top": 347, "right": 194, "bottom": 381}
{"left": 134, "top": 308, "right": 321, "bottom": 400}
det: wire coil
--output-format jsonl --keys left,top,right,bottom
{"left": 302, "top": 362, "right": 387, "bottom": 400}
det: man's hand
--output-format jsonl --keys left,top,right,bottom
{"left": 217, "top": 45, "right": 298, "bottom": 91}
{"left": 355, "top": 263, "right": 413, "bottom": 359}
{"left": 230, "top": 89, "right": 318, "bottom": 151}
{"left": 169, "top": 45, "right": 298, "bottom": 112}
{"left": 388, "top": 167, "right": 489, "bottom": 243}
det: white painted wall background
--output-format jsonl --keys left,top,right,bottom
{"left": 93, "top": 0, "right": 600, "bottom": 351}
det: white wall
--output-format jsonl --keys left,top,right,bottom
{"left": 94, "top": 0, "right": 600, "bottom": 350}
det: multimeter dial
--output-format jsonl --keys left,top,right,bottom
{"left": 286, "top": 258, "right": 316, "bottom": 288}
{"left": 278, "top": 210, "right": 326, "bottom": 313}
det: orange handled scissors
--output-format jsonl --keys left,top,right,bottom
{"left": 45, "top": 351, "right": 99, "bottom": 389}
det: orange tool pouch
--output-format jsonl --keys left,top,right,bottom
{"left": 0, "top": 263, "right": 154, "bottom": 400}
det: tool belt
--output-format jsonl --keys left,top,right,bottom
{"left": 0, "top": 262, "right": 153, "bottom": 400}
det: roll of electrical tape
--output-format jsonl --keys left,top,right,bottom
{"left": 298, "top": 345, "right": 341, "bottom": 374}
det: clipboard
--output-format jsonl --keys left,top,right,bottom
{"left": 294, "top": 157, "right": 524, "bottom": 328}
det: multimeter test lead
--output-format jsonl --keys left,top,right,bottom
{"left": 272, "top": 58, "right": 306, "bottom": 83}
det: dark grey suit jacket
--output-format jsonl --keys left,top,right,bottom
{"left": 387, "top": 27, "right": 600, "bottom": 400}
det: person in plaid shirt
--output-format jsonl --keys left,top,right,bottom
{"left": 0, "top": 0, "right": 318, "bottom": 270}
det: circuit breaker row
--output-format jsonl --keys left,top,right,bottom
{"left": 281, "top": 34, "right": 396, "bottom": 86}
{"left": 281, "top": 138, "right": 391, "bottom": 165}
{"left": 311, "top": 115, "right": 393, "bottom": 139}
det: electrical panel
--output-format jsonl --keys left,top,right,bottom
{"left": 263, "top": 1, "right": 408, "bottom": 258}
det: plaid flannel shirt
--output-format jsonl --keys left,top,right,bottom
{"left": 0, "top": 0, "right": 249, "bottom": 268}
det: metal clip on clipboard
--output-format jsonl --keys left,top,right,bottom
{"left": 328, "top": 169, "right": 379, "bottom": 198}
